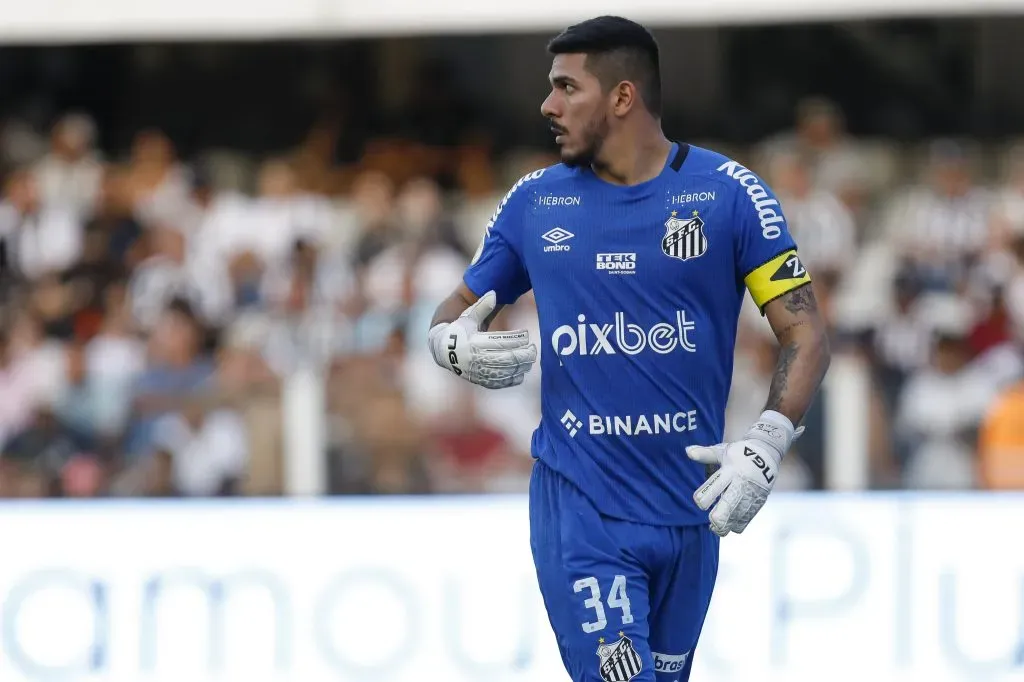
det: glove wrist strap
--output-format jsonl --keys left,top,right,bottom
{"left": 745, "top": 410, "right": 796, "bottom": 459}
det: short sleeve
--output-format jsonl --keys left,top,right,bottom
{"left": 463, "top": 173, "right": 536, "bottom": 305}
{"left": 727, "top": 164, "right": 811, "bottom": 312}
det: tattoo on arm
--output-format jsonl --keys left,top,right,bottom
{"left": 765, "top": 343, "right": 798, "bottom": 412}
{"left": 783, "top": 284, "right": 817, "bottom": 315}
{"left": 770, "top": 285, "right": 817, "bottom": 341}
{"left": 762, "top": 283, "right": 831, "bottom": 420}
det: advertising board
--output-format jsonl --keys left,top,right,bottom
{"left": 1, "top": 495, "right": 1023, "bottom": 682}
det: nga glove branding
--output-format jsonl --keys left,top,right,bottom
{"left": 743, "top": 445, "right": 776, "bottom": 485}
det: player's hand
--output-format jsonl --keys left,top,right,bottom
{"left": 428, "top": 290, "right": 538, "bottom": 390}
{"left": 684, "top": 411, "right": 804, "bottom": 537}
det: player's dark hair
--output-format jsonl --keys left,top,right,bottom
{"left": 547, "top": 16, "right": 662, "bottom": 116}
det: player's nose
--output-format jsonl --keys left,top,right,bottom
{"left": 540, "top": 91, "right": 560, "bottom": 119}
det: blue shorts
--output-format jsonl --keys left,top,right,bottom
{"left": 529, "top": 460, "right": 719, "bottom": 682}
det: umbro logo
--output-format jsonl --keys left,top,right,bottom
{"left": 560, "top": 409, "right": 583, "bottom": 437}
{"left": 542, "top": 227, "right": 574, "bottom": 253}
{"left": 543, "top": 227, "right": 574, "bottom": 243}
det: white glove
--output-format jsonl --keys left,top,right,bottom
{"left": 428, "top": 290, "right": 538, "bottom": 390}
{"left": 685, "top": 411, "right": 805, "bottom": 537}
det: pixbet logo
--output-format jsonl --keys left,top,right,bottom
{"left": 551, "top": 311, "right": 697, "bottom": 357}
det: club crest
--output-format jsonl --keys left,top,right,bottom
{"left": 661, "top": 210, "right": 708, "bottom": 261}
{"left": 597, "top": 633, "right": 643, "bottom": 682}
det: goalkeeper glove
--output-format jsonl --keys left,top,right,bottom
{"left": 685, "top": 411, "right": 804, "bottom": 537}
{"left": 428, "top": 290, "right": 538, "bottom": 390}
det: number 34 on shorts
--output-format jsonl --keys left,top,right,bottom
{"left": 575, "top": 575, "right": 645, "bottom": 681}
{"left": 529, "top": 460, "right": 716, "bottom": 682}
{"left": 572, "top": 574, "right": 690, "bottom": 681}
{"left": 575, "top": 574, "right": 634, "bottom": 633}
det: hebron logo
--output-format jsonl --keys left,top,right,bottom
{"left": 551, "top": 311, "right": 697, "bottom": 357}
{"left": 596, "top": 252, "right": 636, "bottom": 274}
{"left": 561, "top": 409, "right": 584, "bottom": 437}
{"left": 716, "top": 160, "right": 786, "bottom": 239}
{"left": 542, "top": 227, "right": 574, "bottom": 252}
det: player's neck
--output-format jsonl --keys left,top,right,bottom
{"left": 591, "top": 127, "right": 672, "bottom": 187}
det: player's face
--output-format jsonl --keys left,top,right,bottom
{"left": 541, "top": 54, "right": 610, "bottom": 167}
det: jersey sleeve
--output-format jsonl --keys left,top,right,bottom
{"left": 729, "top": 168, "right": 812, "bottom": 313}
{"left": 462, "top": 173, "right": 536, "bottom": 305}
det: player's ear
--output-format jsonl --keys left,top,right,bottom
{"left": 611, "top": 81, "right": 636, "bottom": 117}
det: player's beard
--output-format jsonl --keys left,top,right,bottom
{"left": 560, "top": 113, "right": 610, "bottom": 168}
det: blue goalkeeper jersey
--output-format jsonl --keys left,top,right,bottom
{"left": 463, "top": 143, "right": 811, "bottom": 526}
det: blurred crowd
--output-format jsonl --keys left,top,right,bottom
{"left": 733, "top": 98, "right": 1024, "bottom": 491}
{"left": 1, "top": 94, "right": 1024, "bottom": 499}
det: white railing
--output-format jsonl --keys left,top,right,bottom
{"left": 824, "top": 351, "right": 872, "bottom": 490}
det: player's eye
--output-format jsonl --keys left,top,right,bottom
{"left": 564, "top": 83, "right": 576, "bottom": 94}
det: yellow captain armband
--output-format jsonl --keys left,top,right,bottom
{"left": 744, "top": 250, "right": 812, "bottom": 312}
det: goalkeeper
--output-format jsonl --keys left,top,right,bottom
{"left": 428, "top": 15, "right": 831, "bottom": 682}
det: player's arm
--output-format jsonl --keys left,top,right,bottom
{"left": 430, "top": 281, "right": 498, "bottom": 329}
{"left": 427, "top": 173, "right": 539, "bottom": 389}
{"left": 688, "top": 265, "right": 829, "bottom": 537}
{"left": 761, "top": 282, "right": 831, "bottom": 426}
{"left": 686, "top": 164, "right": 831, "bottom": 536}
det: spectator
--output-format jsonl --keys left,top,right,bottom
{"left": 150, "top": 402, "right": 249, "bottom": 497}
{"left": 0, "top": 168, "right": 83, "bottom": 281}
{"left": 260, "top": 239, "right": 354, "bottom": 375}
{"left": 130, "top": 225, "right": 201, "bottom": 329}
{"left": 990, "top": 141, "right": 1024, "bottom": 241}
{"left": 428, "top": 385, "right": 531, "bottom": 494}
{"left": 3, "top": 407, "right": 97, "bottom": 497}
{"left": 977, "top": 378, "right": 1024, "bottom": 489}
{"left": 121, "top": 298, "right": 215, "bottom": 464}
{"left": 895, "top": 296, "right": 996, "bottom": 488}
{"left": 216, "top": 315, "right": 283, "bottom": 495}
{"left": 348, "top": 169, "right": 398, "bottom": 269}
{"left": 760, "top": 97, "right": 872, "bottom": 214}
{"left": 83, "top": 281, "right": 147, "bottom": 440}
{"left": 871, "top": 269, "right": 934, "bottom": 409}
{"left": 128, "top": 129, "right": 193, "bottom": 228}
{"left": 244, "top": 158, "right": 334, "bottom": 269}
{"left": 32, "top": 112, "right": 103, "bottom": 220}
{"left": 768, "top": 147, "right": 857, "bottom": 280}
{"left": 883, "top": 140, "right": 992, "bottom": 291}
